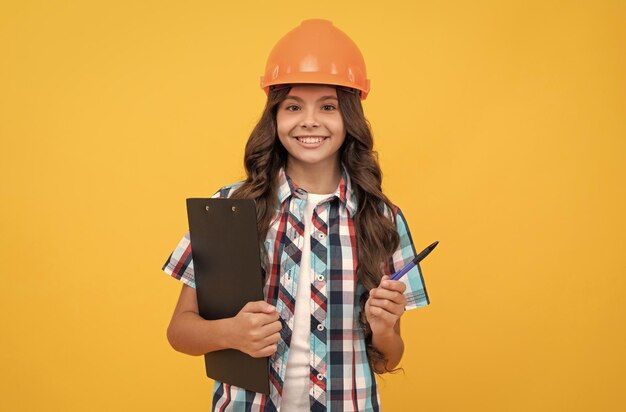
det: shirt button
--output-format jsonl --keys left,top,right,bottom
{"left": 317, "top": 373, "right": 324, "bottom": 381}
{"left": 317, "top": 324, "right": 325, "bottom": 331}
{"left": 316, "top": 274, "right": 324, "bottom": 282}
{"left": 317, "top": 233, "right": 325, "bottom": 239}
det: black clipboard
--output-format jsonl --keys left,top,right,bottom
{"left": 186, "top": 198, "right": 269, "bottom": 395}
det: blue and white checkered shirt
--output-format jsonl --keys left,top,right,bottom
{"left": 162, "top": 167, "right": 429, "bottom": 411}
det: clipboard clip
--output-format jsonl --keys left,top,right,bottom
{"left": 204, "top": 205, "right": 238, "bottom": 213}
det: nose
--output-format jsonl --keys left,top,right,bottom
{"left": 299, "top": 108, "right": 319, "bottom": 128}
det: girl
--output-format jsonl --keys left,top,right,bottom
{"left": 162, "top": 19, "right": 429, "bottom": 412}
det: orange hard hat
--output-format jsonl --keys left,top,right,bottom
{"left": 260, "top": 19, "right": 371, "bottom": 100}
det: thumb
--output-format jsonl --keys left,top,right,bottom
{"left": 242, "top": 300, "right": 275, "bottom": 314}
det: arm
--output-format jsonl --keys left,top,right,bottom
{"left": 365, "top": 276, "right": 408, "bottom": 373}
{"left": 365, "top": 206, "right": 430, "bottom": 372}
{"left": 166, "top": 284, "right": 282, "bottom": 358}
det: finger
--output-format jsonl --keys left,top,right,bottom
{"left": 260, "top": 319, "right": 283, "bottom": 335}
{"left": 368, "top": 298, "right": 406, "bottom": 317}
{"left": 368, "top": 304, "right": 399, "bottom": 325}
{"left": 251, "top": 343, "right": 278, "bottom": 358}
{"left": 249, "top": 320, "right": 280, "bottom": 342}
{"left": 370, "top": 287, "right": 405, "bottom": 305}
{"left": 243, "top": 300, "right": 275, "bottom": 314}
{"left": 380, "top": 279, "right": 407, "bottom": 294}
{"left": 260, "top": 332, "right": 281, "bottom": 347}
{"left": 256, "top": 312, "right": 280, "bottom": 326}
{"left": 261, "top": 303, "right": 278, "bottom": 314}
{"left": 368, "top": 302, "right": 403, "bottom": 319}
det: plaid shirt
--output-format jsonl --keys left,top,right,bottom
{"left": 162, "top": 167, "right": 429, "bottom": 412}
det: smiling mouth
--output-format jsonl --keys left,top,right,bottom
{"left": 294, "top": 136, "right": 328, "bottom": 144}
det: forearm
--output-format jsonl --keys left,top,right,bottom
{"left": 167, "top": 311, "right": 232, "bottom": 356}
{"left": 371, "top": 325, "right": 404, "bottom": 373}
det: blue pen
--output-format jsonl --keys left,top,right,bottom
{"left": 389, "top": 241, "right": 439, "bottom": 281}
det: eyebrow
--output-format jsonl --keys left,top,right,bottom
{"left": 283, "top": 95, "right": 338, "bottom": 102}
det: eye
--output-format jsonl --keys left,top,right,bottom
{"left": 285, "top": 104, "right": 300, "bottom": 111}
{"left": 321, "top": 104, "right": 337, "bottom": 111}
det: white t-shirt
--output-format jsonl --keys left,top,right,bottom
{"left": 280, "top": 193, "right": 331, "bottom": 411}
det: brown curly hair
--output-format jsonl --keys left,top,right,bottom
{"left": 231, "top": 85, "right": 400, "bottom": 373}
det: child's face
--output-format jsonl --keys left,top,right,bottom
{"left": 276, "top": 84, "right": 346, "bottom": 172}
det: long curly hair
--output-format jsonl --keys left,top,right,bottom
{"left": 231, "top": 85, "right": 400, "bottom": 373}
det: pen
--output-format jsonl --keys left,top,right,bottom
{"left": 389, "top": 241, "right": 439, "bottom": 281}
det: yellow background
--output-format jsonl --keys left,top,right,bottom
{"left": 1, "top": 1, "right": 625, "bottom": 411}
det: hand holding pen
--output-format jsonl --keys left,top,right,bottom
{"left": 365, "top": 241, "right": 438, "bottom": 339}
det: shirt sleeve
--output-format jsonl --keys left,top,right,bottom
{"left": 162, "top": 231, "right": 196, "bottom": 288}
{"left": 390, "top": 207, "right": 431, "bottom": 310}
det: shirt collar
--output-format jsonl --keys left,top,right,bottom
{"left": 276, "top": 165, "right": 358, "bottom": 216}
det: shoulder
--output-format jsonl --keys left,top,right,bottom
{"left": 212, "top": 181, "right": 245, "bottom": 199}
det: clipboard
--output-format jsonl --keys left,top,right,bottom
{"left": 186, "top": 198, "right": 270, "bottom": 395}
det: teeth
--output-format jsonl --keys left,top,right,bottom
{"left": 297, "top": 136, "right": 325, "bottom": 144}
